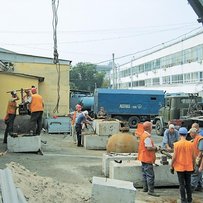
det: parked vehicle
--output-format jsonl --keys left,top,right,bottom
{"left": 93, "top": 88, "right": 165, "bottom": 128}
{"left": 153, "top": 93, "right": 203, "bottom": 136}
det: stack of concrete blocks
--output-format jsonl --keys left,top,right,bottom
{"left": 84, "top": 119, "right": 120, "bottom": 150}
{"left": 102, "top": 152, "right": 138, "bottom": 177}
{"left": 7, "top": 135, "right": 41, "bottom": 153}
{"left": 91, "top": 176, "right": 136, "bottom": 203}
{"left": 109, "top": 159, "right": 179, "bottom": 187}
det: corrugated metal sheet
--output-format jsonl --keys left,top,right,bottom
{"left": 0, "top": 168, "right": 27, "bottom": 203}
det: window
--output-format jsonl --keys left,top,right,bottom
{"left": 172, "top": 74, "right": 183, "bottom": 84}
{"left": 152, "top": 77, "right": 160, "bottom": 85}
{"left": 162, "top": 76, "right": 170, "bottom": 84}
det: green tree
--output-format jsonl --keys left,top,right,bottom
{"left": 70, "top": 62, "right": 105, "bottom": 92}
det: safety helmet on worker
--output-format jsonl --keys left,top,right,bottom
{"left": 178, "top": 127, "right": 188, "bottom": 135}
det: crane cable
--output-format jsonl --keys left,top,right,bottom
{"left": 52, "top": 0, "right": 60, "bottom": 113}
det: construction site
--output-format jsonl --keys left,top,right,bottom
{"left": 0, "top": 121, "right": 202, "bottom": 203}
{"left": 1, "top": 1, "right": 203, "bottom": 203}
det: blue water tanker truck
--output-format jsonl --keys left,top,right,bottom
{"left": 93, "top": 88, "right": 165, "bottom": 128}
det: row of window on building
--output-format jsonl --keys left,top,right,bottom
{"left": 119, "top": 71, "right": 203, "bottom": 88}
{"left": 119, "top": 44, "right": 203, "bottom": 78}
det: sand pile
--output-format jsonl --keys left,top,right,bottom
{"left": 6, "top": 162, "right": 91, "bottom": 203}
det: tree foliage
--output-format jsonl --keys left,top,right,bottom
{"left": 70, "top": 62, "right": 106, "bottom": 92}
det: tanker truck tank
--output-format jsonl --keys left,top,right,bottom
{"left": 79, "top": 96, "right": 94, "bottom": 111}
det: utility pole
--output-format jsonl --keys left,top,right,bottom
{"left": 112, "top": 53, "right": 115, "bottom": 89}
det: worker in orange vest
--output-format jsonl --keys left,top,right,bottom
{"left": 28, "top": 87, "right": 44, "bottom": 135}
{"left": 135, "top": 123, "right": 144, "bottom": 140}
{"left": 138, "top": 121, "right": 160, "bottom": 197}
{"left": 70, "top": 104, "right": 82, "bottom": 143}
{"left": 188, "top": 127, "right": 203, "bottom": 192}
{"left": 171, "top": 127, "right": 195, "bottom": 203}
{"left": 3, "top": 91, "right": 19, "bottom": 143}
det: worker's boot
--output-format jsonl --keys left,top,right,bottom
{"left": 142, "top": 181, "right": 148, "bottom": 192}
{"left": 148, "top": 184, "right": 160, "bottom": 197}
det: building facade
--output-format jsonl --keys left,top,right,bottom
{"left": 110, "top": 29, "right": 203, "bottom": 96}
{"left": 0, "top": 48, "right": 71, "bottom": 120}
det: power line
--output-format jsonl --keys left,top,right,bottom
{"left": 92, "top": 26, "right": 203, "bottom": 66}
{"left": 0, "top": 24, "right": 199, "bottom": 46}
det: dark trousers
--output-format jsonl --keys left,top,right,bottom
{"left": 177, "top": 171, "right": 192, "bottom": 203}
{"left": 30, "top": 111, "right": 43, "bottom": 135}
{"left": 75, "top": 123, "right": 82, "bottom": 146}
{"left": 141, "top": 162, "right": 155, "bottom": 192}
{"left": 4, "top": 114, "right": 16, "bottom": 143}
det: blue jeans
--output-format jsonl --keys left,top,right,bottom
{"left": 191, "top": 165, "right": 202, "bottom": 189}
{"left": 141, "top": 162, "right": 155, "bottom": 192}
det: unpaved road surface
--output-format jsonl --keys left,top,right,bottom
{"left": 0, "top": 131, "right": 202, "bottom": 203}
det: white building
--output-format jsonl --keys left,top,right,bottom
{"left": 110, "top": 29, "right": 203, "bottom": 96}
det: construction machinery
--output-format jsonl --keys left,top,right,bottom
{"left": 153, "top": 93, "right": 203, "bottom": 136}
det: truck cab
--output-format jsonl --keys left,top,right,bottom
{"left": 154, "top": 93, "right": 202, "bottom": 136}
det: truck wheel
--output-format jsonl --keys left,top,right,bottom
{"left": 128, "top": 116, "right": 140, "bottom": 128}
{"left": 155, "top": 120, "right": 164, "bottom": 136}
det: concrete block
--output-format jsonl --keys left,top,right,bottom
{"left": 93, "top": 120, "right": 120, "bottom": 136}
{"left": 84, "top": 135, "right": 109, "bottom": 150}
{"left": 7, "top": 135, "right": 41, "bottom": 152}
{"left": 91, "top": 176, "right": 136, "bottom": 203}
{"left": 109, "top": 160, "right": 179, "bottom": 187}
{"left": 102, "top": 153, "right": 163, "bottom": 177}
{"left": 102, "top": 153, "right": 138, "bottom": 177}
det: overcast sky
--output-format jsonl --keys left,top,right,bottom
{"left": 0, "top": 0, "right": 202, "bottom": 66}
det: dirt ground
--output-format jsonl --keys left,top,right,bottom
{"left": 0, "top": 130, "right": 202, "bottom": 203}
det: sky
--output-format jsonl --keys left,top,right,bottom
{"left": 0, "top": 0, "right": 202, "bottom": 66}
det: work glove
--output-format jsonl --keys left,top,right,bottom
{"left": 170, "top": 167, "right": 174, "bottom": 174}
{"left": 195, "top": 157, "right": 201, "bottom": 167}
{"left": 155, "top": 146, "right": 159, "bottom": 152}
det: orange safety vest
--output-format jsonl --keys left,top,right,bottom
{"left": 135, "top": 123, "right": 144, "bottom": 138}
{"left": 192, "top": 135, "right": 203, "bottom": 157}
{"left": 6, "top": 99, "right": 17, "bottom": 114}
{"left": 71, "top": 111, "right": 77, "bottom": 125}
{"left": 173, "top": 140, "right": 194, "bottom": 172}
{"left": 30, "top": 94, "right": 44, "bottom": 113}
{"left": 138, "top": 131, "right": 156, "bottom": 164}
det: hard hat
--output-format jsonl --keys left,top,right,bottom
{"left": 178, "top": 127, "right": 188, "bottom": 135}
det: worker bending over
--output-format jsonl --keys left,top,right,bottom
{"left": 75, "top": 110, "right": 91, "bottom": 147}
{"left": 161, "top": 124, "right": 179, "bottom": 152}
